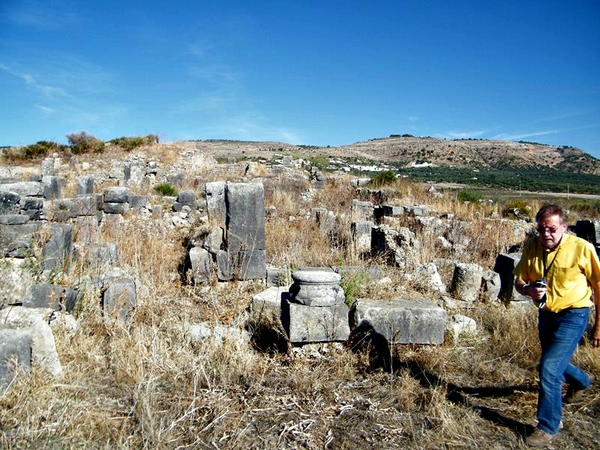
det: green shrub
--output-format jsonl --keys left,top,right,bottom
{"left": 109, "top": 134, "right": 159, "bottom": 151}
{"left": 340, "top": 269, "right": 369, "bottom": 308}
{"left": 154, "top": 183, "right": 178, "bottom": 196}
{"left": 307, "top": 156, "right": 329, "bottom": 171}
{"left": 369, "top": 170, "right": 398, "bottom": 188}
{"left": 456, "top": 189, "right": 483, "bottom": 203}
{"left": 3, "top": 140, "right": 68, "bottom": 162}
{"left": 67, "top": 131, "right": 105, "bottom": 154}
{"left": 502, "top": 199, "right": 532, "bottom": 219}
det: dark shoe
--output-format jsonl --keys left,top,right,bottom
{"left": 526, "top": 428, "right": 555, "bottom": 447}
{"left": 564, "top": 374, "right": 595, "bottom": 404}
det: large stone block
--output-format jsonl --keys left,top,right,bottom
{"left": 225, "top": 182, "right": 266, "bottom": 252}
{"left": 282, "top": 301, "right": 350, "bottom": 343}
{"left": 205, "top": 181, "right": 226, "bottom": 226}
{"left": 451, "top": 262, "right": 484, "bottom": 302}
{"left": 0, "top": 328, "right": 32, "bottom": 389}
{"left": 0, "top": 222, "right": 39, "bottom": 257}
{"left": 217, "top": 249, "right": 266, "bottom": 281}
{"left": 189, "top": 246, "right": 212, "bottom": 284}
{"left": 76, "top": 176, "right": 94, "bottom": 196}
{"left": 102, "top": 277, "right": 136, "bottom": 322}
{"left": 0, "top": 191, "right": 20, "bottom": 215}
{"left": 575, "top": 220, "right": 600, "bottom": 246}
{"left": 23, "top": 284, "right": 78, "bottom": 312}
{"left": 351, "top": 221, "right": 373, "bottom": 254}
{"left": 103, "top": 187, "right": 129, "bottom": 203}
{"left": 41, "top": 223, "right": 73, "bottom": 273}
{"left": 494, "top": 253, "right": 528, "bottom": 302}
{"left": 353, "top": 298, "right": 446, "bottom": 345}
{"left": 42, "top": 175, "right": 61, "bottom": 200}
{"left": 0, "top": 182, "right": 43, "bottom": 197}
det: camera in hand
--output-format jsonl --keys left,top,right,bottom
{"left": 534, "top": 278, "right": 547, "bottom": 288}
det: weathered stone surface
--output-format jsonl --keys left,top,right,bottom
{"left": 381, "top": 204, "right": 405, "bottom": 217}
{"left": 225, "top": 183, "right": 265, "bottom": 252}
{"left": 351, "top": 199, "right": 374, "bottom": 222}
{"left": 41, "top": 223, "right": 73, "bottom": 273}
{"left": 494, "top": 253, "right": 528, "bottom": 302}
{"left": 0, "top": 222, "right": 39, "bottom": 257}
{"left": 102, "top": 277, "right": 136, "bottom": 322}
{"left": 216, "top": 249, "right": 266, "bottom": 281}
{"left": 575, "top": 220, "right": 600, "bottom": 246}
{"left": 189, "top": 246, "right": 212, "bottom": 284}
{"left": 0, "top": 182, "right": 43, "bottom": 197}
{"left": 481, "top": 269, "right": 502, "bottom": 302}
{"left": 177, "top": 190, "right": 196, "bottom": 205}
{"left": 52, "top": 195, "right": 100, "bottom": 220}
{"left": 88, "top": 243, "right": 119, "bottom": 268}
{"left": 76, "top": 176, "right": 94, "bottom": 195}
{"left": 103, "top": 202, "right": 130, "bottom": 214}
{"left": 282, "top": 300, "right": 350, "bottom": 343}
{"left": 289, "top": 268, "right": 345, "bottom": 307}
{"left": 23, "top": 284, "right": 78, "bottom": 312}
{"left": 129, "top": 195, "right": 148, "bottom": 208}
{"left": 251, "top": 286, "right": 291, "bottom": 320}
{"left": 371, "top": 226, "right": 420, "bottom": 270}
{"left": 314, "top": 208, "right": 336, "bottom": 236}
{"left": 0, "top": 307, "right": 62, "bottom": 377}
{"left": 42, "top": 175, "right": 61, "bottom": 200}
{"left": 447, "top": 314, "right": 477, "bottom": 341}
{"left": 0, "top": 191, "right": 20, "bottom": 215}
{"left": 205, "top": 181, "right": 226, "bottom": 225}
{"left": 353, "top": 298, "right": 446, "bottom": 345}
{"left": 0, "top": 258, "right": 35, "bottom": 303}
{"left": 0, "top": 328, "right": 32, "bottom": 389}
{"left": 103, "top": 187, "right": 129, "bottom": 203}
{"left": 351, "top": 221, "right": 374, "bottom": 254}
{"left": 451, "top": 262, "right": 485, "bottom": 302}
{"left": 0, "top": 214, "right": 29, "bottom": 225}
{"left": 203, "top": 227, "right": 224, "bottom": 254}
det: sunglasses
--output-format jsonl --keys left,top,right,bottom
{"left": 536, "top": 226, "right": 559, "bottom": 234}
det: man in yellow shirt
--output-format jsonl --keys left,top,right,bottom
{"left": 514, "top": 204, "right": 600, "bottom": 447}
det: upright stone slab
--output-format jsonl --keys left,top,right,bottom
{"left": 0, "top": 328, "right": 32, "bottom": 389}
{"left": 205, "top": 181, "right": 226, "bottom": 226}
{"left": 351, "top": 221, "right": 373, "bottom": 254}
{"left": 353, "top": 298, "right": 446, "bottom": 345}
{"left": 41, "top": 223, "right": 73, "bottom": 273}
{"left": 451, "top": 262, "right": 484, "bottom": 302}
{"left": 225, "top": 182, "right": 265, "bottom": 252}
{"left": 24, "top": 284, "right": 78, "bottom": 312}
{"left": 0, "top": 222, "right": 39, "bottom": 258}
{"left": 42, "top": 175, "right": 61, "bottom": 200}
{"left": 189, "top": 246, "right": 212, "bottom": 284}
{"left": 351, "top": 199, "right": 374, "bottom": 222}
{"left": 494, "top": 253, "right": 528, "bottom": 303}
{"left": 103, "top": 277, "right": 136, "bottom": 322}
{"left": 289, "top": 268, "right": 345, "bottom": 307}
{"left": 0, "top": 191, "right": 20, "bottom": 215}
{"left": 77, "top": 176, "right": 94, "bottom": 195}
{"left": 217, "top": 249, "right": 266, "bottom": 281}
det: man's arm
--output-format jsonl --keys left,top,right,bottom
{"left": 515, "top": 276, "right": 546, "bottom": 303}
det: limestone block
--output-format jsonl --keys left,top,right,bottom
{"left": 203, "top": 227, "right": 224, "bottom": 254}
{"left": 177, "top": 190, "right": 196, "bottom": 205}
{"left": 217, "top": 249, "right": 266, "bottom": 281}
{"left": 129, "top": 195, "right": 148, "bottom": 208}
{"left": 481, "top": 269, "right": 502, "bottom": 302}
{"left": 0, "top": 258, "right": 35, "bottom": 303}
{"left": 88, "top": 243, "right": 119, "bottom": 269}
{"left": 103, "top": 187, "right": 129, "bottom": 203}
{"left": 575, "top": 220, "right": 600, "bottom": 246}
{"left": 0, "top": 214, "right": 28, "bottom": 225}
{"left": 353, "top": 298, "right": 446, "bottom": 345}
{"left": 451, "top": 262, "right": 484, "bottom": 302}
{"left": 23, "top": 284, "right": 78, "bottom": 312}
{"left": 494, "top": 253, "right": 528, "bottom": 302}
{"left": 76, "top": 176, "right": 94, "bottom": 195}
{"left": 0, "top": 328, "right": 32, "bottom": 389}
{"left": 41, "top": 223, "right": 73, "bottom": 273}
{"left": 251, "top": 286, "right": 291, "bottom": 320}
{"left": 0, "top": 307, "right": 62, "bottom": 377}
{"left": 282, "top": 300, "right": 350, "bottom": 343}
{"left": 42, "top": 176, "right": 61, "bottom": 200}
{"left": 189, "top": 246, "right": 212, "bottom": 284}
{"left": 0, "top": 191, "right": 20, "bottom": 215}
{"left": 0, "top": 222, "right": 39, "bottom": 257}
{"left": 102, "top": 277, "right": 136, "bottom": 322}
{"left": 225, "top": 182, "right": 266, "bottom": 252}
{"left": 103, "top": 202, "right": 130, "bottom": 214}
{"left": 381, "top": 204, "right": 405, "bottom": 217}
{"left": 351, "top": 199, "right": 374, "bottom": 222}
{"left": 289, "top": 268, "right": 345, "bottom": 307}
{"left": 351, "top": 221, "right": 373, "bottom": 254}
{"left": 205, "top": 181, "right": 226, "bottom": 226}
{"left": 0, "top": 182, "right": 43, "bottom": 197}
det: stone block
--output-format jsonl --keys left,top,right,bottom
{"left": 189, "top": 246, "right": 212, "bottom": 284}
{"left": 353, "top": 298, "right": 446, "bottom": 345}
{"left": 481, "top": 269, "right": 501, "bottom": 302}
{"left": 88, "top": 243, "right": 119, "bottom": 268}
{"left": 351, "top": 199, "right": 374, "bottom": 222}
{"left": 42, "top": 176, "right": 61, "bottom": 200}
{"left": 0, "top": 222, "right": 39, "bottom": 257}
{"left": 225, "top": 182, "right": 266, "bottom": 252}
{"left": 0, "top": 191, "right": 20, "bottom": 215}
{"left": 0, "top": 182, "right": 43, "bottom": 197}
{"left": 103, "top": 277, "right": 136, "bottom": 322}
{"left": 251, "top": 286, "right": 291, "bottom": 320}
{"left": 351, "top": 221, "right": 373, "bottom": 253}
{"left": 451, "top": 262, "right": 484, "bottom": 302}
{"left": 217, "top": 249, "right": 266, "bottom": 281}
{"left": 177, "top": 190, "right": 196, "bottom": 204}
{"left": 103, "top": 187, "right": 129, "bottom": 203}
{"left": 494, "top": 253, "right": 528, "bottom": 302}
{"left": 129, "top": 195, "right": 148, "bottom": 208}
{"left": 381, "top": 204, "right": 405, "bottom": 217}
{"left": 202, "top": 227, "right": 224, "bottom": 254}
{"left": 103, "top": 202, "right": 130, "bottom": 214}
{"left": 575, "top": 220, "right": 600, "bottom": 246}
{"left": 23, "top": 284, "right": 78, "bottom": 312}
{"left": 41, "top": 223, "right": 73, "bottom": 273}
{"left": 76, "top": 176, "right": 94, "bottom": 195}
{"left": 205, "top": 181, "right": 226, "bottom": 226}
{"left": 282, "top": 300, "right": 350, "bottom": 343}
{"left": 0, "top": 328, "right": 32, "bottom": 389}
{"left": 0, "top": 214, "right": 29, "bottom": 225}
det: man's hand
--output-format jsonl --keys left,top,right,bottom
{"left": 591, "top": 323, "right": 600, "bottom": 348}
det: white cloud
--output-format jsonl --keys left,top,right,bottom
{"left": 445, "top": 130, "right": 488, "bottom": 139}
{"left": 492, "top": 130, "right": 559, "bottom": 141}
{"left": 6, "top": 0, "right": 80, "bottom": 30}
{"left": 35, "top": 104, "right": 55, "bottom": 114}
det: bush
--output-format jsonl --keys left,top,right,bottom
{"left": 67, "top": 131, "right": 105, "bottom": 154}
{"left": 307, "top": 156, "right": 329, "bottom": 172}
{"left": 3, "top": 140, "right": 68, "bottom": 162}
{"left": 369, "top": 170, "right": 398, "bottom": 188}
{"left": 502, "top": 199, "right": 532, "bottom": 220}
{"left": 109, "top": 134, "right": 159, "bottom": 151}
{"left": 456, "top": 189, "right": 483, "bottom": 203}
{"left": 154, "top": 183, "right": 178, "bottom": 196}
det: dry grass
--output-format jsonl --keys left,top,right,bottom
{"left": 2, "top": 149, "right": 600, "bottom": 449}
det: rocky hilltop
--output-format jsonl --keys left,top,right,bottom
{"left": 188, "top": 136, "right": 600, "bottom": 175}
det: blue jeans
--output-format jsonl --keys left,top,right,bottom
{"left": 537, "top": 307, "right": 591, "bottom": 434}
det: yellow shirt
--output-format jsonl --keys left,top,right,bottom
{"left": 513, "top": 233, "right": 600, "bottom": 312}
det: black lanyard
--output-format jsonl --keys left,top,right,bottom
{"left": 542, "top": 247, "right": 560, "bottom": 279}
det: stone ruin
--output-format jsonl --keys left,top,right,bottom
{"left": 2, "top": 153, "right": 600, "bottom": 389}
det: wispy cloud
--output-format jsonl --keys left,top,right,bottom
{"left": 0, "top": 63, "right": 69, "bottom": 97}
{"left": 6, "top": 0, "right": 80, "bottom": 30}
{"left": 532, "top": 108, "right": 600, "bottom": 124}
{"left": 35, "top": 104, "right": 55, "bottom": 115}
{"left": 493, "top": 130, "right": 560, "bottom": 141}
{"left": 445, "top": 130, "right": 488, "bottom": 139}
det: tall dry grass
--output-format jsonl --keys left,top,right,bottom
{"left": 3, "top": 156, "right": 600, "bottom": 449}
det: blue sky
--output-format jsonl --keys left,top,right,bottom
{"left": 1, "top": 1, "right": 600, "bottom": 158}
